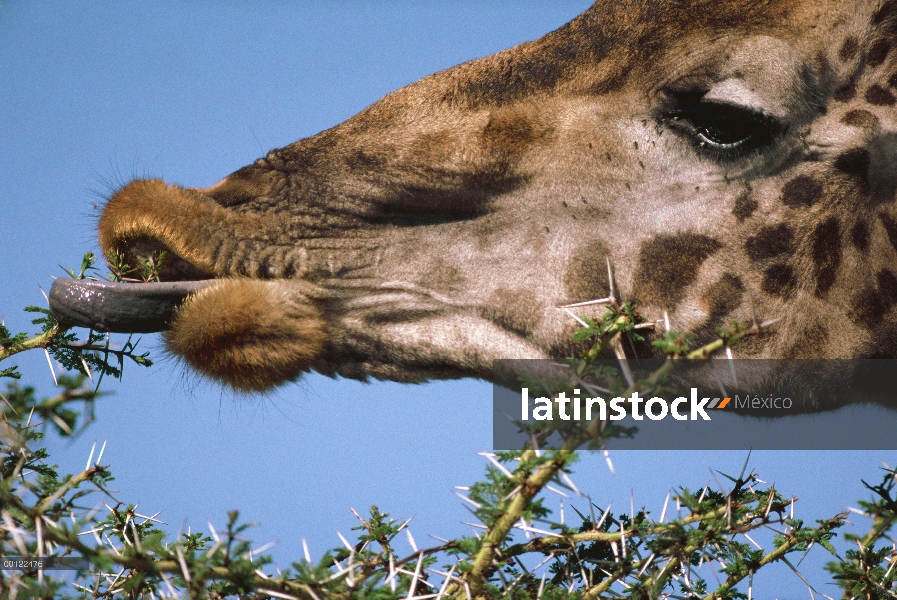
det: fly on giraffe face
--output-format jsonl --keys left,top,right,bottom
{"left": 48, "top": 0, "right": 897, "bottom": 409}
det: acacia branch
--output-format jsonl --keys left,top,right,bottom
{"left": 0, "top": 322, "right": 67, "bottom": 363}
{"left": 705, "top": 513, "right": 847, "bottom": 600}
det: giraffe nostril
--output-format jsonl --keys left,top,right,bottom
{"left": 834, "top": 147, "right": 871, "bottom": 181}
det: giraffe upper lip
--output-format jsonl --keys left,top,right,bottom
{"left": 48, "top": 278, "right": 214, "bottom": 333}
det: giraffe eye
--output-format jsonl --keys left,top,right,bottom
{"left": 662, "top": 92, "right": 784, "bottom": 158}
{"left": 692, "top": 102, "right": 772, "bottom": 149}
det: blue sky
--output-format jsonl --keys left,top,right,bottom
{"left": 1, "top": 2, "right": 895, "bottom": 596}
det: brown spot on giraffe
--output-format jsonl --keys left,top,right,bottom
{"left": 850, "top": 269, "right": 897, "bottom": 328}
{"left": 744, "top": 224, "right": 795, "bottom": 261}
{"left": 564, "top": 240, "right": 612, "bottom": 303}
{"left": 840, "top": 109, "right": 879, "bottom": 128}
{"left": 880, "top": 269, "right": 897, "bottom": 299}
{"left": 700, "top": 273, "right": 744, "bottom": 321}
{"left": 873, "top": 0, "right": 897, "bottom": 30}
{"left": 481, "top": 106, "right": 551, "bottom": 163}
{"left": 762, "top": 264, "right": 797, "bottom": 298}
{"left": 632, "top": 233, "right": 722, "bottom": 309}
{"left": 781, "top": 175, "right": 823, "bottom": 207}
{"left": 866, "top": 84, "right": 897, "bottom": 105}
{"left": 810, "top": 217, "right": 842, "bottom": 295}
{"left": 839, "top": 36, "right": 859, "bottom": 61}
{"left": 851, "top": 220, "right": 870, "bottom": 253}
{"left": 879, "top": 213, "right": 897, "bottom": 251}
{"left": 833, "top": 148, "right": 871, "bottom": 185}
{"left": 732, "top": 190, "right": 758, "bottom": 222}
{"left": 868, "top": 39, "right": 892, "bottom": 66}
{"left": 832, "top": 83, "right": 857, "bottom": 102}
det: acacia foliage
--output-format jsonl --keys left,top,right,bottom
{"left": 0, "top": 257, "right": 895, "bottom": 599}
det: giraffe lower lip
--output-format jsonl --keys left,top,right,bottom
{"left": 49, "top": 278, "right": 214, "bottom": 333}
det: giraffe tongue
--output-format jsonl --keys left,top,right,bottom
{"left": 48, "top": 278, "right": 213, "bottom": 333}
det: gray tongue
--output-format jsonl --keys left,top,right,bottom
{"left": 49, "top": 278, "right": 213, "bottom": 333}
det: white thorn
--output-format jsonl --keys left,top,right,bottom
{"left": 407, "top": 552, "right": 424, "bottom": 599}
{"left": 252, "top": 541, "right": 276, "bottom": 556}
{"left": 81, "top": 356, "right": 94, "bottom": 382}
{"left": 606, "top": 257, "right": 616, "bottom": 300}
{"left": 743, "top": 532, "right": 762, "bottom": 550}
{"left": 660, "top": 491, "right": 671, "bottom": 523}
{"left": 405, "top": 528, "right": 418, "bottom": 553}
{"left": 95, "top": 439, "right": 107, "bottom": 466}
{"left": 44, "top": 348, "right": 58, "bottom": 386}
{"left": 207, "top": 522, "right": 220, "bottom": 543}
{"left": 336, "top": 530, "right": 353, "bottom": 550}
{"left": 759, "top": 317, "right": 782, "bottom": 329}
{"left": 176, "top": 546, "right": 191, "bottom": 582}
{"left": 611, "top": 336, "right": 634, "bottom": 387}
{"left": 85, "top": 442, "right": 96, "bottom": 472}
{"left": 545, "top": 485, "right": 570, "bottom": 499}
{"left": 49, "top": 412, "right": 72, "bottom": 435}
{"left": 559, "top": 472, "right": 582, "bottom": 496}
{"left": 559, "top": 297, "right": 614, "bottom": 309}
{"left": 620, "top": 523, "right": 627, "bottom": 558}
{"left": 562, "top": 307, "right": 589, "bottom": 328}
{"left": 726, "top": 346, "right": 738, "bottom": 387}
{"left": 637, "top": 552, "right": 656, "bottom": 577}
{"left": 302, "top": 538, "right": 312, "bottom": 564}
{"left": 454, "top": 492, "right": 482, "bottom": 509}
{"left": 479, "top": 452, "right": 514, "bottom": 478}
{"left": 596, "top": 503, "right": 612, "bottom": 530}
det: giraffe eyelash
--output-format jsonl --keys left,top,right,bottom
{"left": 659, "top": 91, "right": 787, "bottom": 161}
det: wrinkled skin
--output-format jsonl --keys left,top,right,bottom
{"left": 56, "top": 0, "right": 897, "bottom": 398}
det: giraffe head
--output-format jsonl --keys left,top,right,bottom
{"left": 49, "top": 0, "right": 897, "bottom": 392}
